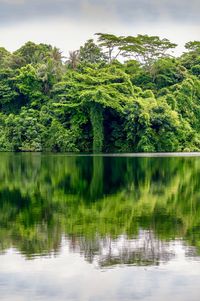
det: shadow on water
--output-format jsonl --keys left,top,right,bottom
{"left": 0, "top": 153, "right": 200, "bottom": 267}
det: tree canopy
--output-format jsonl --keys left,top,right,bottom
{"left": 0, "top": 34, "right": 200, "bottom": 153}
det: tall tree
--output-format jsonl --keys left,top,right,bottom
{"left": 79, "top": 39, "right": 106, "bottom": 64}
{"left": 96, "top": 33, "right": 123, "bottom": 63}
{"left": 185, "top": 41, "right": 200, "bottom": 53}
{"left": 66, "top": 50, "right": 80, "bottom": 70}
{"left": 121, "top": 35, "right": 177, "bottom": 73}
{"left": 181, "top": 41, "right": 200, "bottom": 70}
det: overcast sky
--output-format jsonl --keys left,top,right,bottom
{"left": 0, "top": 0, "right": 199, "bottom": 55}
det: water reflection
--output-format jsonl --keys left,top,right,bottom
{"left": 0, "top": 153, "right": 200, "bottom": 267}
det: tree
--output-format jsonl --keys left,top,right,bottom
{"left": 0, "top": 36, "right": 200, "bottom": 153}
{"left": 53, "top": 65, "right": 134, "bottom": 152}
{"left": 185, "top": 41, "right": 200, "bottom": 53}
{"left": 15, "top": 64, "right": 44, "bottom": 103}
{"left": 150, "top": 57, "right": 186, "bottom": 88}
{"left": 0, "top": 47, "right": 10, "bottom": 68}
{"left": 36, "top": 58, "right": 63, "bottom": 94}
{"left": 50, "top": 47, "right": 64, "bottom": 64}
{"left": 14, "top": 41, "right": 52, "bottom": 65}
{"left": 191, "top": 65, "right": 200, "bottom": 76}
{"left": 124, "top": 95, "right": 192, "bottom": 152}
{"left": 0, "top": 69, "right": 18, "bottom": 109}
{"left": 79, "top": 39, "right": 106, "bottom": 64}
{"left": 96, "top": 33, "right": 123, "bottom": 63}
{"left": 66, "top": 50, "right": 80, "bottom": 70}
{"left": 121, "top": 35, "right": 177, "bottom": 73}
{"left": 181, "top": 41, "right": 200, "bottom": 70}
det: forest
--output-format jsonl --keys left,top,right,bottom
{"left": 0, "top": 33, "right": 200, "bottom": 153}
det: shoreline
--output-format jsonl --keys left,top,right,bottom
{"left": 1, "top": 152, "right": 200, "bottom": 157}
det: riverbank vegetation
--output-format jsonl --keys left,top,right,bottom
{"left": 0, "top": 34, "right": 200, "bottom": 152}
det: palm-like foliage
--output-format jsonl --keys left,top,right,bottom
{"left": 66, "top": 50, "right": 80, "bottom": 70}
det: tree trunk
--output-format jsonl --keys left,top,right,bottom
{"left": 90, "top": 103, "right": 104, "bottom": 153}
{"left": 90, "top": 156, "right": 104, "bottom": 199}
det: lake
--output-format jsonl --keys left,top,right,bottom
{"left": 0, "top": 153, "right": 200, "bottom": 301}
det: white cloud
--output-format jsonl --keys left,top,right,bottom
{"left": 0, "top": 0, "right": 199, "bottom": 54}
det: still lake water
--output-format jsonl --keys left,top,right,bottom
{"left": 0, "top": 153, "right": 200, "bottom": 301}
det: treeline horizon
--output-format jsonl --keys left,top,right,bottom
{"left": 0, "top": 33, "right": 200, "bottom": 152}
{"left": 1, "top": 33, "right": 195, "bottom": 61}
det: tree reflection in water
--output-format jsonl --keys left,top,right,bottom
{"left": 69, "top": 231, "right": 176, "bottom": 267}
{"left": 0, "top": 153, "right": 200, "bottom": 267}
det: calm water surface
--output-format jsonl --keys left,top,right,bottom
{"left": 0, "top": 153, "right": 200, "bottom": 301}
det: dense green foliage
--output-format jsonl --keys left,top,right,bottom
{"left": 0, "top": 154, "right": 200, "bottom": 265}
{"left": 0, "top": 34, "right": 200, "bottom": 152}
